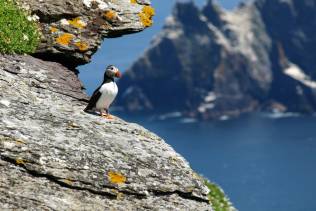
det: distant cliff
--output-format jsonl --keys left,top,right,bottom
{"left": 0, "top": 0, "right": 215, "bottom": 210}
{"left": 116, "top": 0, "right": 316, "bottom": 119}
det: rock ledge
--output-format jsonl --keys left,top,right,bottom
{"left": 0, "top": 55, "right": 212, "bottom": 210}
{"left": 18, "top": 0, "right": 154, "bottom": 67}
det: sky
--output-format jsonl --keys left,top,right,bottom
{"left": 79, "top": 0, "right": 243, "bottom": 95}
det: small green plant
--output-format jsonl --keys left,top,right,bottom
{"left": 204, "top": 179, "right": 237, "bottom": 211}
{"left": 0, "top": 0, "right": 40, "bottom": 54}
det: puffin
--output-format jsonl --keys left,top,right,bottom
{"left": 84, "top": 65, "right": 121, "bottom": 119}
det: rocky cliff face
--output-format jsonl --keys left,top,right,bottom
{"left": 116, "top": 0, "right": 316, "bottom": 119}
{"left": 0, "top": 55, "right": 212, "bottom": 210}
{"left": 0, "top": 1, "right": 214, "bottom": 210}
{"left": 18, "top": 0, "right": 154, "bottom": 68}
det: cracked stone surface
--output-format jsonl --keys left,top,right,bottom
{"left": 0, "top": 55, "right": 212, "bottom": 210}
{"left": 17, "top": 0, "right": 154, "bottom": 67}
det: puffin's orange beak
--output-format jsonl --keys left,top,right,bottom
{"left": 115, "top": 70, "right": 122, "bottom": 78}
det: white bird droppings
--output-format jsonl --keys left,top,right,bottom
{"left": 82, "top": 0, "right": 108, "bottom": 10}
{"left": 60, "top": 19, "right": 69, "bottom": 25}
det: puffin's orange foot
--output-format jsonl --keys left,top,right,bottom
{"left": 101, "top": 113, "right": 114, "bottom": 120}
{"left": 105, "top": 114, "right": 115, "bottom": 119}
{"left": 101, "top": 112, "right": 108, "bottom": 118}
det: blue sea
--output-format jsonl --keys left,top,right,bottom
{"left": 117, "top": 113, "right": 316, "bottom": 211}
{"left": 79, "top": 0, "right": 316, "bottom": 210}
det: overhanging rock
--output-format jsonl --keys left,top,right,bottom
{"left": 17, "top": 0, "right": 154, "bottom": 68}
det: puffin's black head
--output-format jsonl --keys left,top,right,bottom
{"left": 105, "top": 65, "right": 121, "bottom": 79}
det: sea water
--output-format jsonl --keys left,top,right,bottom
{"left": 118, "top": 113, "right": 316, "bottom": 211}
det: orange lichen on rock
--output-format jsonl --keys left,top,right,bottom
{"left": 111, "top": 189, "right": 125, "bottom": 200}
{"left": 63, "top": 178, "right": 74, "bottom": 185}
{"left": 55, "top": 33, "right": 75, "bottom": 46}
{"left": 68, "top": 17, "right": 86, "bottom": 29}
{"left": 75, "top": 41, "right": 89, "bottom": 52}
{"left": 104, "top": 10, "right": 117, "bottom": 21}
{"left": 108, "top": 171, "right": 126, "bottom": 184}
{"left": 16, "top": 159, "right": 26, "bottom": 165}
{"left": 138, "top": 6, "right": 155, "bottom": 27}
{"left": 116, "top": 192, "right": 124, "bottom": 200}
{"left": 15, "top": 139, "right": 26, "bottom": 145}
{"left": 50, "top": 26, "right": 58, "bottom": 33}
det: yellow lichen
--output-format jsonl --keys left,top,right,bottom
{"left": 192, "top": 172, "right": 203, "bottom": 181}
{"left": 67, "top": 121, "right": 80, "bottom": 129}
{"left": 1, "top": 137, "right": 25, "bottom": 145}
{"left": 16, "top": 158, "right": 26, "bottom": 165}
{"left": 68, "top": 17, "right": 86, "bottom": 29}
{"left": 50, "top": 26, "right": 58, "bottom": 33}
{"left": 143, "top": 5, "right": 155, "bottom": 16}
{"left": 104, "top": 10, "right": 117, "bottom": 21}
{"left": 138, "top": 6, "right": 155, "bottom": 27}
{"left": 55, "top": 33, "right": 74, "bottom": 46}
{"left": 108, "top": 171, "right": 126, "bottom": 184}
{"left": 130, "top": 0, "right": 137, "bottom": 4}
{"left": 74, "top": 41, "right": 89, "bottom": 52}
{"left": 15, "top": 139, "right": 26, "bottom": 145}
{"left": 117, "top": 192, "right": 124, "bottom": 200}
{"left": 63, "top": 178, "right": 74, "bottom": 185}
{"left": 111, "top": 189, "right": 125, "bottom": 200}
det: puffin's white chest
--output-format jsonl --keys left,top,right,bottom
{"left": 96, "top": 81, "right": 118, "bottom": 110}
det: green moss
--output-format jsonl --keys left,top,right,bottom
{"left": 0, "top": 0, "right": 40, "bottom": 54}
{"left": 204, "top": 179, "right": 237, "bottom": 211}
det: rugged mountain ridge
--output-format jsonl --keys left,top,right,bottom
{"left": 117, "top": 0, "right": 316, "bottom": 119}
{"left": 0, "top": 0, "right": 215, "bottom": 210}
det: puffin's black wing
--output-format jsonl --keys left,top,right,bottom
{"left": 84, "top": 86, "right": 102, "bottom": 112}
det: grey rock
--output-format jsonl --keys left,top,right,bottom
{"left": 0, "top": 55, "right": 212, "bottom": 210}
{"left": 116, "top": 0, "right": 316, "bottom": 119}
{"left": 16, "top": 0, "right": 154, "bottom": 67}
